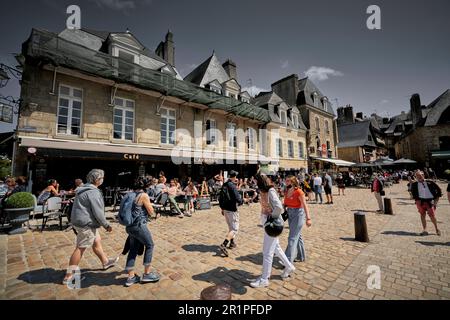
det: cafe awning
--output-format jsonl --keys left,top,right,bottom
{"left": 310, "top": 156, "right": 356, "bottom": 167}
{"left": 431, "top": 150, "right": 450, "bottom": 159}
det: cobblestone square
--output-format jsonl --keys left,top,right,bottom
{"left": 1, "top": 182, "right": 449, "bottom": 300}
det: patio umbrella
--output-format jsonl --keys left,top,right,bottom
{"left": 352, "top": 163, "right": 375, "bottom": 167}
{"left": 393, "top": 158, "right": 417, "bottom": 164}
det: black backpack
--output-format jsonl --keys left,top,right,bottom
{"left": 218, "top": 182, "right": 233, "bottom": 209}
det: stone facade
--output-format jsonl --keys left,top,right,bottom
{"left": 395, "top": 124, "right": 450, "bottom": 165}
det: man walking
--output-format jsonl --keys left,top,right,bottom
{"left": 313, "top": 173, "right": 323, "bottom": 204}
{"left": 371, "top": 172, "right": 384, "bottom": 212}
{"left": 323, "top": 172, "right": 333, "bottom": 204}
{"left": 63, "top": 169, "right": 119, "bottom": 285}
{"left": 411, "top": 170, "right": 442, "bottom": 236}
{"left": 218, "top": 170, "right": 243, "bottom": 256}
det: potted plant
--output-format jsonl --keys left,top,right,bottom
{"left": 3, "top": 192, "right": 34, "bottom": 235}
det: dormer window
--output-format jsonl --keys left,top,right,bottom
{"left": 241, "top": 96, "right": 250, "bottom": 103}
{"left": 207, "top": 82, "right": 222, "bottom": 94}
{"left": 322, "top": 97, "right": 328, "bottom": 111}
{"left": 312, "top": 92, "right": 319, "bottom": 107}
{"left": 292, "top": 114, "right": 299, "bottom": 129}
{"left": 280, "top": 110, "right": 287, "bottom": 126}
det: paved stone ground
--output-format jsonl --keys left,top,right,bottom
{"left": 0, "top": 181, "right": 449, "bottom": 300}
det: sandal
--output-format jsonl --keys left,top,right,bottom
{"left": 436, "top": 230, "right": 441, "bottom": 236}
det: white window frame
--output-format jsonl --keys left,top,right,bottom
{"left": 56, "top": 84, "right": 83, "bottom": 137}
{"left": 206, "top": 119, "right": 217, "bottom": 145}
{"left": 280, "top": 110, "right": 287, "bottom": 126}
{"left": 298, "top": 142, "right": 305, "bottom": 159}
{"left": 227, "top": 122, "right": 237, "bottom": 148}
{"left": 160, "top": 107, "right": 177, "bottom": 145}
{"left": 247, "top": 127, "right": 256, "bottom": 151}
{"left": 288, "top": 140, "right": 294, "bottom": 158}
{"left": 276, "top": 138, "right": 283, "bottom": 157}
{"left": 292, "top": 114, "right": 299, "bottom": 129}
{"left": 113, "top": 97, "right": 135, "bottom": 141}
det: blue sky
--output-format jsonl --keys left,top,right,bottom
{"left": 1, "top": 0, "right": 450, "bottom": 132}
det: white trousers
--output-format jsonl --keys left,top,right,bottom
{"left": 374, "top": 192, "right": 384, "bottom": 211}
{"left": 260, "top": 215, "right": 294, "bottom": 281}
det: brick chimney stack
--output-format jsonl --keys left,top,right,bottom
{"left": 410, "top": 93, "right": 422, "bottom": 129}
{"left": 155, "top": 30, "right": 175, "bottom": 66}
{"left": 222, "top": 59, "right": 237, "bottom": 80}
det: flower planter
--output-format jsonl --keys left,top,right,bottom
{"left": 2, "top": 207, "right": 33, "bottom": 235}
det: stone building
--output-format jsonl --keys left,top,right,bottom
{"left": 395, "top": 90, "right": 450, "bottom": 175}
{"left": 270, "top": 74, "right": 339, "bottom": 171}
{"left": 336, "top": 105, "right": 387, "bottom": 163}
{"left": 252, "top": 91, "right": 308, "bottom": 174}
{"left": 13, "top": 28, "right": 273, "bottom": 191}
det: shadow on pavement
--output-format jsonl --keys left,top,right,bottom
{"left": 17, "top": 267, "right": 124, "bottom": 288}
{"left": 182, "top": 244, "right": 223, "bottom": 257}
{"left": 351, "top": 210, "right": 379, "bottom": 214}
{"left": 235, "top": 252, "right": 285, "bottom": 270}
{"left": 192, "top": 266, "right": 257, "bottom": 295}
{"left": 415, "top": 241, "right": 450, "bottom": 247}
{"left": 381, "top": 231, "right": 419, "bottom": 236}
{"left": 339, "top": 237, "right": 356, "bottom": 242}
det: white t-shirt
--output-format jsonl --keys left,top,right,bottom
{"left": 418, "top": 182, "right": 434, "bottom": 199}
{"left": 313, "top": 177, "right": 322, "bottom": 186}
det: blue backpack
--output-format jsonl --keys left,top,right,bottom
{"left": 118, "top": 192, "right": 143, "bottom": 227}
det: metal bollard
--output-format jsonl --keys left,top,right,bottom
{"left": 354, "top": 212, "right": 369, "bottom": 242}
{"left": 384, "top": 197, "right": 393, "bottom": 215}
{"left": 200, "top": 284, "right": 232, "bottom": 300}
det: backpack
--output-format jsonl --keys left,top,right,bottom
{"left": 218, "top": 182, "right": 233, "bottom": 209}
{"left": 118, "top": 192, "right": 143, "bottom": 227}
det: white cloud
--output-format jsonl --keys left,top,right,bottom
{"left": 242, "top": 86, "right": 269, "bottom": 97}
{"left": 281, "top": 60, "right": 289, "bottom": 69}
{"left": 304, "top": 66, "right": 343, "bottom": 81}
{"left": 380, "top": 99, "right": 389, "bottom": 104}
{"left": 89, "top": 0, "right": 152, "bottom": 10}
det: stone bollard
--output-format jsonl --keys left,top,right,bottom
{"left": 200, "top": 284, "right": 232, "bottom": 300}
{"left": 354, "top": 212, "right": 369, "bottom": 242}
{"left": 384, "top": 198, "right": 393, "bottom": 215}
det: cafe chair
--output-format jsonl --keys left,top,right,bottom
{"left": 41, "top": 197, "right": 64, "bottom": 231}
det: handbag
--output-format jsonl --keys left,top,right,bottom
{"left": 380, "top": 190, "right": 385, "bottom": 196}
{"left": 282, "top": 210, "right": 288, "bottom": 221}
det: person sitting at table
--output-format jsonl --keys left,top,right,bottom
{"left": 158, "top": 171, "right": 167, "bottom": 184}
{"left": 183, "top": 181, "right": 198, "bottom": 216}
{"left": 37, "top": 179, "right": 60, "bottom": 205}
{"left": 74, "top": 179, "right": 84, "bottom": 191}
{"left": 154, "top": 177, "right": 167, "bottom": 199}
{"left": 5, "top": 176, "right": 27, "bottom": 198}
{"left": 167, "top": 179, "right": 186, "bottom": 218}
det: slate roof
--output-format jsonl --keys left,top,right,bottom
{"left": 81, "top": 28, "right": 168, "bottom": 64}
{"left": 424, "top": 89, "right": 450, "bottom": 126}
{"left": 253, "top": 92, "right": 307, "bottom": 130}
{"left": 337, "top": 120, "right": 377, "bottom": 148}
{"left": 297, "top": 77, "right": 336, "bottom": 116}
{"left": 384, "top": 112, "right": 411, "bottom": 134}
{"left": 184, "top": 52, "right": 230, "bottom": 87}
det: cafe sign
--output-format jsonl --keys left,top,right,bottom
{"left": 123, "top": 154, "right": 140, "bottom": 160}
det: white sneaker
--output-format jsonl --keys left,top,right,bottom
{"left": 250, "top": 278, "right": 269, "bottom": 288}
{"left": 281, "top": 265, "right": 296, "bottom": 279}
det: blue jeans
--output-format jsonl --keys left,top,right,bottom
{"left": 125, "top": 223, "right": 154, "bottom": 271}
{"left": 285, "top": 207, "right": 306, "bottom": 263}
{"left": 314, "top": 186, "right": 323, "bottom": 203}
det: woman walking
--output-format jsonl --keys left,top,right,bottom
{"left": 335, "top": 174, "right": 345, "bottom": 196}
{"left": 283, "top": 176, "right": 312, "bottom": 264}
{"left": 124, "top": 177, "right": 160, "bottom": 287}
{"left": 250, "top": 174, "right": 295, "bottom": 288}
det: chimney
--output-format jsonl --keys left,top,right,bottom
{"left": 271, "top": 74, "right": 299, "bottom": 107}
{"left": 344, "top": 105, "right": 354, "bottom": 124}
{"left": 356, "top": 112, "right": 364, "bottom": 120}
{"left": 410, "top": 93, "right": 422, "bottom": 128}
{"left": 222, "top": 59, "right": 237, "bottom": 80}
{"left": 155, "top": 30, "right": 175, "bottom": 66}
